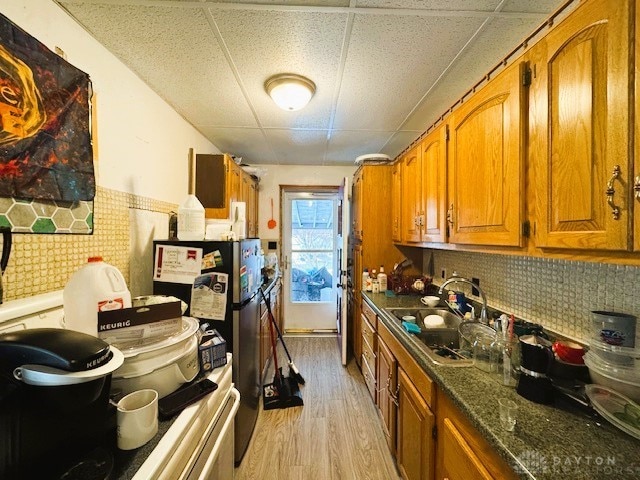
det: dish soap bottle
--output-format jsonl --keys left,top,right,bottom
{"left": 178, "top": 148, "right": 205, "bottom": 241}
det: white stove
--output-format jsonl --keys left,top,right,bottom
{"left": 0, "top": 292, "right": 239, "bottom": 480}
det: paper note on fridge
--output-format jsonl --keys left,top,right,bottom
{"left": 190, "top": 273, "right": 228, "bottom": 320}
{"left": 154, "top": 245, "right": 203, "bottom": 284}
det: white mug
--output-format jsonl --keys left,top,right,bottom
{"left": 117, "top": 389, "right": 159, "bottom": 450}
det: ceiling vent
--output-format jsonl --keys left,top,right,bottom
{"left": 354, "top": 153, "right": 392, "bottom": 166}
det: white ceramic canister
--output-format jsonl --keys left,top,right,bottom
{"left": 63, "top": 256, "right": 132, "bottom": 337}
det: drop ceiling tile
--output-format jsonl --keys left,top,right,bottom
{"left": 401, "top": 15, "right": 550, "bottom": 131}
{"left": 196, "top": 126, "right": 279, "bottom": 163}
{"left": 263, "top": 129, "right": 329, "bottom": 164}
{"left": 502, "top": 0, "right": 567, "bottom": 14}
{"left": 211, "top": 9, "right": 346, "bottom": 129}
{"left": 213, "top": 0, "right": 351, "bottom": 5}
{"left": 383, "top": 130, "right": 423, "bottom": 159}
{"left": 333, "top": 13, "right": 485, "bottom": 131}
{"left": 59, "top": 3, "right": 258, "bottom": 127}
{"left": 326, "top": 130, "right": 401, "bottom": 163}
{"left": 355, "top": 0, "right": 500, "bottom": 10}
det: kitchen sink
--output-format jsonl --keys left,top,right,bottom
{"left": 383, "top": 308, "right": 473, "bottom": 367}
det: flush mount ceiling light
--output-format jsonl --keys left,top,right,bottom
{"left": 264, "top": 74, "right": 316, "bottom": 111}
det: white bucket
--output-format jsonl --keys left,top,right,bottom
{"left": 63, "top": 257, "right": 132, "bottom": 337}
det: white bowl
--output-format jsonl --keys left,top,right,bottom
{"left": 420, "top": 296, "right": 440, "bottom": 307}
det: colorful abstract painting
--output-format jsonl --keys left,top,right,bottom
{"left": 0, "top": 12, "right": 95, "bottom": 204}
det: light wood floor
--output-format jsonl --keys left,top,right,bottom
{"left": 235, "top": 336, "right": 402, "bottom": 480}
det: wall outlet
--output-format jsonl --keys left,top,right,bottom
{"left": 441, "top": 268, "right": 446, "bottom": 279}
{"left": 472, "top": 277, "right": 480, "bottom": 296}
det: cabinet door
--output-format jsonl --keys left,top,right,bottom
{"left": 391, "top": 161, "right": 402, "bottom": 242}
{"left": 530, "top": 0, "right": 632, "bottom": 250}
{"left": 352, "top": 170, "right": 363, "bottom": 242}
{"left": 421, "top": 124, "right": 448, "bottom": 243}
{"left": 397, "top": 368, "right": 435, "bottom": 480}
{"left": 441, "top": 419, "right": 492, "bottom": 480}
{"left": 448, "top": 61, "right": 525, "bottom": 247}
{"left": 377, "top": 336, "right": 397, "bottom": 455}
{"left": 402, "top": 145, "right": 422, "bottom": 243}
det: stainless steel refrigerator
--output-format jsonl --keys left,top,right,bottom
{"left": 152, "top": 238, "right": 262, "bottom": 465}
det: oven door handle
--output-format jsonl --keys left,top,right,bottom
{"left": 196, "top": 387, "right": 241, "bottom": 480}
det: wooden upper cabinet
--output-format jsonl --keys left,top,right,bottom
{"left": 448, "top": 61, "right": 526, "bottom": 247}
{"left": 401, "top": 145, "right": 422, "bottom": 243}
{"left": 636, "top": 2, "right": 640, "bottom": 253}
{"left": 421, "top": 124, "right": 448, "bottom": 243}
{"left": 352, "top": 169, "right": 363, "bottom": 242}
{"left": 529, "top": 0, "right": 632, "bottom": 251}
{"left": 391, "top": 161, "right": 402, "bottom": 243}
{"left": 195, "top": 154, "right": 259, "bottom": 235}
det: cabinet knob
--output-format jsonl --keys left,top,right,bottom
{"left": 634, "top": 175, "right": 640, "bottom": 200}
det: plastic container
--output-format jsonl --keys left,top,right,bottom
{"left": 378, "top": 266, "right": 387, "bottom": 291}
{"left": 591, "top": 311, "right": 637, "bottom": 348}
{"left": 63, "top": 257, "right": 132, "bottom": 337}
{"left": 584, "top": 350, "right": 640, "bottom": 403}
{"left": 177, "top": 194, "right": 205, "bottom": 241}
{"left": 112, "top": 317, "right": 200, "bottom": 399}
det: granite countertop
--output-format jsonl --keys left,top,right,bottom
{"left": 362, "top": 291, "right": 640, "bottom": 480}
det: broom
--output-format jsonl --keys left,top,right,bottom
{"left": 260, "top": 288, "right": 305, "bottom": 385}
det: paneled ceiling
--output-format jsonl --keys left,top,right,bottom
{"left": 56, "top": 0, "right": 571, "bottom": 166}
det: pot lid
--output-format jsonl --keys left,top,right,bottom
{"left": 0, "top": 328, "right": 112, "bottom": 372}
{"left": 116, "top": 317, "right": 199, "bottom": 358}
{"left": 13, "top": 346, "right": 124, "bottom": 386}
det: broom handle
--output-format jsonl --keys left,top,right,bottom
{"left": 267, "top": 296, "right": 281, "bottom": 381}
{"left": 260, "top": 287, "right": 294, "bottom": 362}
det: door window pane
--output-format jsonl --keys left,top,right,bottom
{"left": 289, "top": 199, "right": 334, "bottom": 303}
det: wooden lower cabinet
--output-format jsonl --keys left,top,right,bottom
{"left": 377, "top": 337, "right": 397, "bottom": 455}
{"left": 397, "top": 368, "right": 436, "bottom": 480}
{"left": 436, "top": 392, "right": 519, "bottom": 480}
{"left": 373, "top": 309, "right": 519, "bottom": 480}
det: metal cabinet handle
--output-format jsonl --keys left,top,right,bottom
{"left": 447, "top": 204, "right": 454, "bottom": 227}
{"left": 634, "top": 175, "right": 640, "bottom": 200}
{"left": 605, "top": 165, "right": 621, "bottom": 220}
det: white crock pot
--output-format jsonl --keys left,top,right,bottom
{"left": 112, "top": 317, "right": 200, "bottom": 398}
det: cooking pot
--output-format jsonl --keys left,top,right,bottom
{"left": 516, "top": 334, "right": 555, "bottom": 404}
{"left": 519, "top": 334, "right": 554, "bottom": 375}
{"left": 112, "top": 317, "right": 200, "bottom": 398}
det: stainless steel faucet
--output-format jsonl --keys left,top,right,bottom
{"left": 438, "top": 272, "right": 488, "bottom": 324}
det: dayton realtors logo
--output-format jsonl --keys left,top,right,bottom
{"left": 515, "top": 450, "right": 640, "bottom": 477}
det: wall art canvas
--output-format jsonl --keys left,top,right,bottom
{"left": 0, "top": 13, "right": 95, "bottom": 233}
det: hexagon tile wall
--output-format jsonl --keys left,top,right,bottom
{"left": 0, "top": 198, "right": 93, "bottom": 234}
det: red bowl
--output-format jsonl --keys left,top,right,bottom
{"left": 552, "top": 341, "right": 585, "bottom": 365}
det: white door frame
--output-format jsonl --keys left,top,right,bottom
{"left": 281, "top": 187, "right": 339, "bottom": 332}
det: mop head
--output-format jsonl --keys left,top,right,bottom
{"left": 263, "top": 370, "right": 304, "bottom": 410}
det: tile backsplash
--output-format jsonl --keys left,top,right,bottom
{"left": 425, "top": 249, "right": 640, "bottom": 344}
{"left": 2, "top": 186, "right": 176, "bottom": 302}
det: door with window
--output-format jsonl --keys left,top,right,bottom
{"left": 282, "top": 189, "right": 339, "bottom": 332}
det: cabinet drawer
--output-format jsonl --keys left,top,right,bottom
{"left": 361, "top": 300, "right": 377, "bottom": 329}
{"left": 362, "top": 353, "right": 377, "bottom": 403}
{"left": 362, "top": 336, "right": 376, "bottom": 379}
{"left": 361, "top": 314, "right": 376, "bottom": 352}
